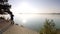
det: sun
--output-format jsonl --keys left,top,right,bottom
{"left": 11, "top": 1, "right": 40, "bottom": 14}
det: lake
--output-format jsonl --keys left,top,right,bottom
{"left": 14, "top": 13, "right": 60, "bottom": 32}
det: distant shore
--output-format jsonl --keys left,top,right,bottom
{"left": 19, "top": 13, "right": 60, "bottom": 15}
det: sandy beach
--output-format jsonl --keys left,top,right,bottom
{"left": 3, "top": 25, "right": 39, "bottom": 34}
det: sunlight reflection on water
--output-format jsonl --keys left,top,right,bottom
{"left": 14, "top": 14, "right": 60, "bottom": 32}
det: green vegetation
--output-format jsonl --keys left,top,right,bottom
{"left": 40, "top": 19, "right": 57, "bottom": 34}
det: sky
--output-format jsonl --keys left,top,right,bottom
{"left": 9, "top": 0, "right": 60, "bottom": 14}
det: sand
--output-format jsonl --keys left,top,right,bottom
{"left": 3, "top": 25, "right": 39, "bottom": 34}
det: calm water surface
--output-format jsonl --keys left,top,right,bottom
{"left": 14, "top": 14, "right": 60, "bottom": 32}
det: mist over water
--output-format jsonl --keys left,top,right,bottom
{"left": 14, "top": 14, "right": 60, "bottom": 32}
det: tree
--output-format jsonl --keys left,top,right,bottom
{"left": 40, "top": 19, "right": 57, "bottom": 34}
{"left": 0, "top": 0, "right": 14, "bottom": 20}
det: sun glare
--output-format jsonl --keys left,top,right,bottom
{"left": 22, "top": 19, "right": 27, "bottom": 24}
{"left": 11, "top": 1, "right": 40, "bottom": 14}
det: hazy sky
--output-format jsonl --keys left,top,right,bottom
{"left": 9, "top": 0, "right": 60, "bottom": 14}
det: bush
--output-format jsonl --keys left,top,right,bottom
{"left": 40, "top": 19, "right": 57, "bottom": 34}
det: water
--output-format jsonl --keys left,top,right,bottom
{"left": 14, "top": 14, "right": 60, "bottom": 32}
